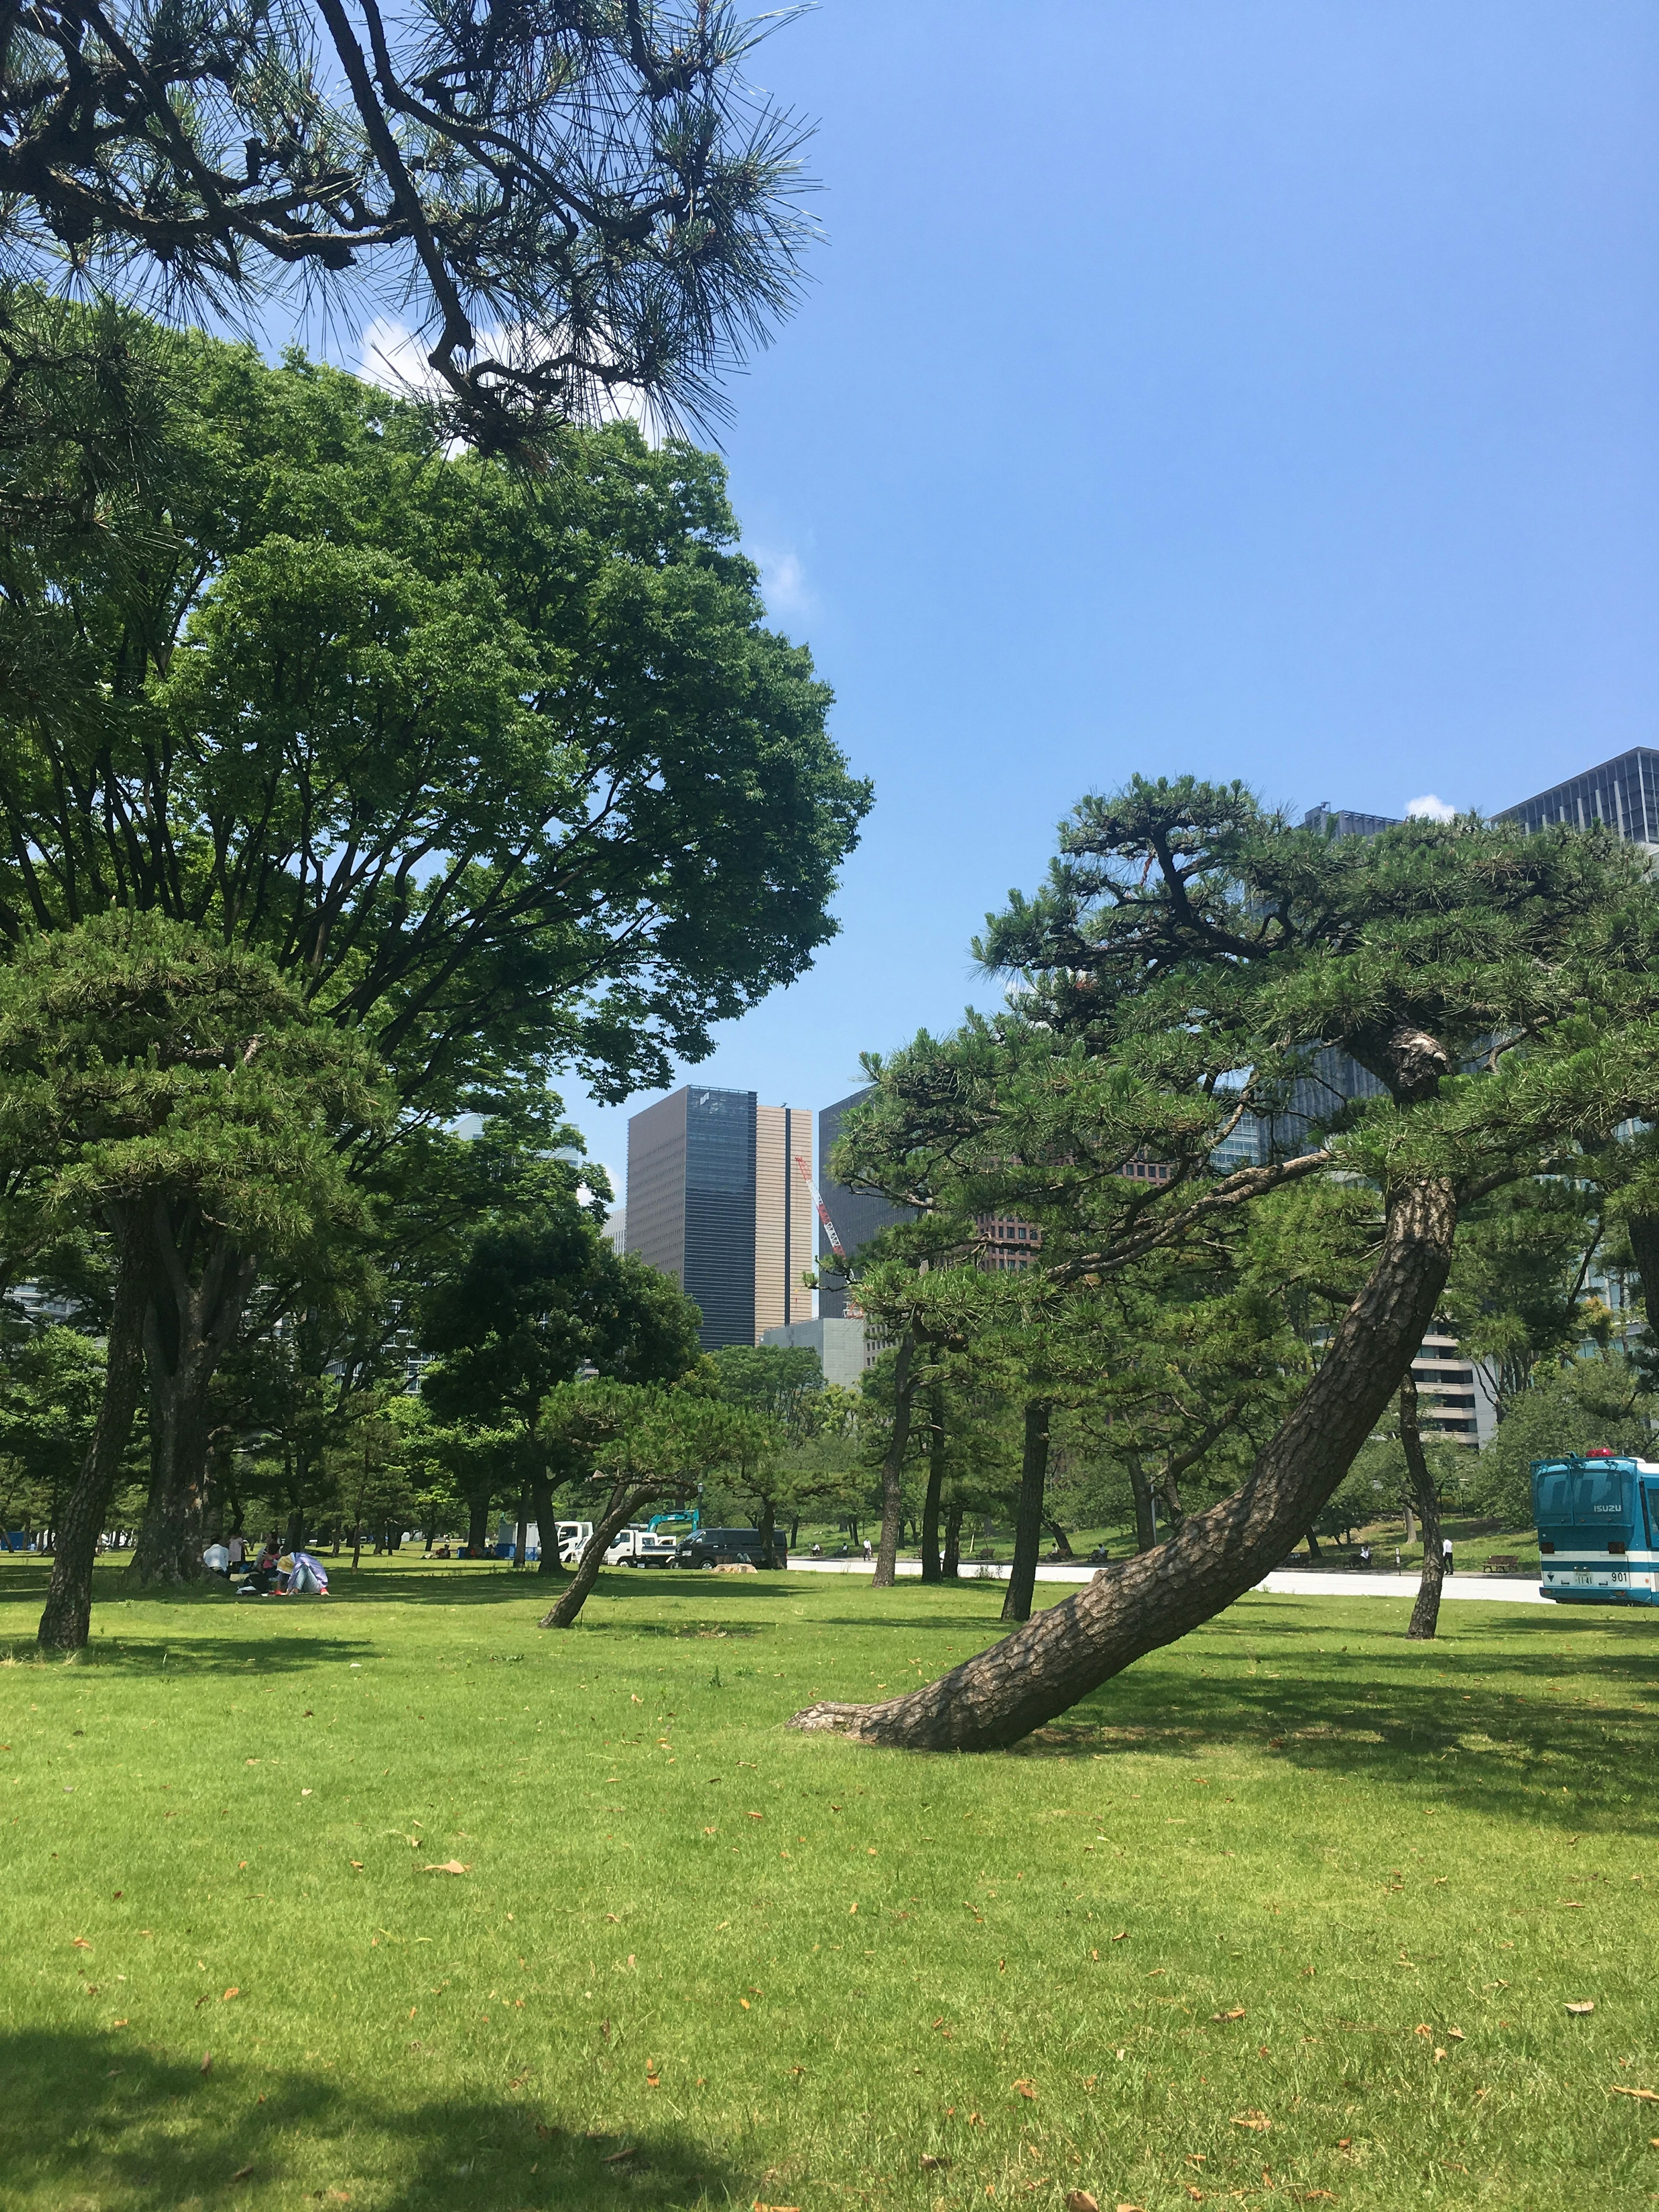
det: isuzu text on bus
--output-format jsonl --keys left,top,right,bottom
{"left": 1532, "top": 1450, "right": 1659, "bottom": 1606}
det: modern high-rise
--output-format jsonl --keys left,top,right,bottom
{"left": 1496, "top": 747, "right": 1659, "bottom": 850}
{"left": 624, "top": 1087, "right": 814, "bottom": 1349}
{"left": 816, "top": 1087, "right": 916, "bottom": 1318}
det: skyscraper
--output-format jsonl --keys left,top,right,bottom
{"left": 816, "top": 1087, "right": 916, "bottom": 1319}
{"left": 1496, "top": 747, "right": 1659, "bottom": 850}
{"left": 624, "top": 1087, "right": 814, "bottom": 1349}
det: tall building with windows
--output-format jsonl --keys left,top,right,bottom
{"left": 624, "top": 1087, "right": 814, "bottom": 1349}
{"left": 816, "top": 1087, "right": 916, "bottom": 1319}
{"left": 1497, "top": 747, "right": 1659, "bottom": 849}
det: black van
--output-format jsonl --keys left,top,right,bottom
{"left": 676, "top": 1526, "right": 787, "bottom": 1570}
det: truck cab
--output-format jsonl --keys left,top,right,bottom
{"left": 1533, "top": 1453, "right": 1659, "bottom": 1606}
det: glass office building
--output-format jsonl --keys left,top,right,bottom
{"left": 1495, "top": 747, "right": 1659, "bottom": 849}
{"left": 625, "top": 1087, "right": 813, "bottom": 1349}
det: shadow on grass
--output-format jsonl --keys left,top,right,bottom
{"left": 0, "top": 2028, "right": 745, "bottom": 2211}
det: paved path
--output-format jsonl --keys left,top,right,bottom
{"left": 785, "top": 1557, "right": 1548, "bottom": 1605}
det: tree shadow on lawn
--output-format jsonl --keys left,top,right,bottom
{"left": 995, "top": 1639, "right": 1658, "bottom": 1840}
{"left": 0, "top": 2027, "right": 746, "bottom": 2212}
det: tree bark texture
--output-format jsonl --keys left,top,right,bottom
{"left": 37, "top": 1214, "right": 153, "bottom": 1653}
{"left": 132, "top": 1213, "right": 255, "bottom": 1585}
{"left": 529, "top": 1468, "right": 566, "bottom": 1576}
{"left": 1001, "top": 1399, "right": 1051, "bottom": 1624}
{"left": 789, "top": 1176, "right": 1457, "bottom": 1751}
{"left": 1624, "top": 1211, "right": 1659, "bottom": 1330}
{"left": 541, "top": 1481, "right": 662, "bottom": 1628}
{"left": 941, "top": 1499, "right": 963, "bottom": 1582}
{"left": 1402, "top": 1372, "right": 1444, "bottom": 1641}
{"left": 1126, "top": 1452, "right": 1157, "bottom": 1554}
{"left": 871, "top": 1330, "right": 915, "bottom": 1589}
{"left": 918, "top": 1385, "right": 945, "bottom": 1583}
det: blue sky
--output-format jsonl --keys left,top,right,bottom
{"left": 394, "top": 4, "right": 1659, "bottom": 1200}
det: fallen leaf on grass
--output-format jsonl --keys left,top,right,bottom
{"left": 1110, "top": 1929, "right": 1128, "bottom": 1943}
{"left": 111, "top": 2019, "right": 127, "bottom": 2029}
{"left": 1446, "top": 2028, "right": 1465, "bottom": 2041}
{"left": 1012, "top": 2079, "right": 1037, "bottom": 2099}
{"left": 920, "top": 2154, "right": 952, "bottom": 2171}
{"left": 200, "top": 2051, "right": 212, "bottom": 2075}
{"left": 231, "top": 2165, "right": 255, "bottom": 2181}
{"left": 349, "top": 1861, "right": 363, "bottom": 1871}
{"left": 1611, "top": 2086, "right": 1659, "bottom": 2103}
{"left": 1064, "top": 2194, "right": 1097, "bottom": 2212}
{"left": 1413, "top": 2024, "right": 1433, "bottom": 2039}
{"left": 1230, "top": 2112, "right": 1270, "bottom": 2133}
{"left": 72, "top": 1938, "right": 92, "bottom": 1952}
{"left": 1211, "top": 2008, "right": 1246, "bottom": 2023}
{"left": 422, "top": 1861, "right": 471, "bottom": 1875}
{"left": 221, "top": 1988, "right": 240, "bottom": 2002}
{"left": 1566, "top": 2001, "right": 1595, "bottom": 2017}
{"left": 602, "top": 2145, "right": 636, "bottom": 2163}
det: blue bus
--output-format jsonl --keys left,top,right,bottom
{"left": 1533, "top": 1452, "right": 1659, "bottom": 1606}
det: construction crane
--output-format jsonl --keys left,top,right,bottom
{"left": 794, "top": 1152, "right": 849, "bottom": 1265}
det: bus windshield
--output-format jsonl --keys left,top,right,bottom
{"left": 1533, "top": 1462, "right": 1633, "bottom": 1528}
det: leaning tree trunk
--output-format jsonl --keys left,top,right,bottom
{"left": 1402, "top": 1372, "right": 1444, "bottom": 1641}
{"left": 871, "top": 1330, "right": 915, "bottom": 1589}
{"left": 132, "top": 1215, "right": 255, "bottom": 1586}
{"left": 918, "top": 1385, "right": 946, "bottom": 1583}
{"left": 1042, "top": 1516, "right": 1075, "bottom": 1560}
{"left": 37, "top": 1216, "right": 153, "bottom": 1654}
{"left": 1001, "top": 1399, "right": 1051, "bottom": 1624}
{"left": 541, "top": 1481, "right": 663, "bottom": 1628}
{"left": 789, "top": 1176, "right": 1457, "bottom": 1751}
{"left": 941, "top": 1498, "right": 964, "bottom": 1581}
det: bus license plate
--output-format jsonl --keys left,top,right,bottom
{"left": 1574, "top": 1569, "right": 1597, "bottom": 1584}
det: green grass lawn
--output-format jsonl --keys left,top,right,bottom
{"left": 2, "top": 1558, "right": 1656, "bottom": 2212}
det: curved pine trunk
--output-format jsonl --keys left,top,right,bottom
{"left": 541, "top": 1481, "right": 659, "bottom": 1627}
{"left": 788, "top": 1177, "right": 1456, "bottom": 1751}
{"left": 37, "top": 1217, "right": 152, "bottom": 1653}
{"left": 1402, "top": 1373, "right": 1444, "bottom": 1641}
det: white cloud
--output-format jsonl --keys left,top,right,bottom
{"left": 753, "top": 546, "right": 814, "bottom": 623}
{"left": 1406, "top": 793, "right": 1456, "bottom": 821}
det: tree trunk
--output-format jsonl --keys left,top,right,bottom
{"left": 351, "top": 1517, "right": 364, "bottom": 1571}
{"left": 871, "top": 1330, "right": 915, "bottom": 1589}
{"left": 1624, "top": 1211, "right": 1659, "bottom": 1330}
{"left": 541, "top": 1481, "right": 662, "bottom": 1628}
{"left": 1402, "top": 1373, "right": 1444, "bottom": 1641}
{"left": 1126, "top": 1452, "right": 1157, "bottom": 1554}
{"left": 941, "top": 1498, "right": 963, "bottom": 1581}
{"left": 1403, "top": 1498, "right": 1417, "bottom": 1546}
{"left": 38, "top": 1216, "right": 152, "bottom": 1654}
{"left": 919, "top": 1385, "right": 945, "bottom": 1583}
{"left": 756, "top": 1496, "right": 777, "bottom": 1568}
{"left": 1304, "top": 1526, "right": 1322, "bottom": 1560}
{"left": 1001, "top": 1399, "right": 1051, "bottom": 1624}
{"left": 1157, "top": 1463, "right": 1185, "bottom": 1531}
{"left": 528, "top": 1469, "right": 566, "bottom": 1576}
{"left": 132, "top": 1215, "right": 254, "bottom": 1585}
{"left": 466, "top": 1492, "right": 489, "bottom": 1555}
{"left": 788, "top": 1176, "right": 1457, "bottom": 1751}
{"left": 1042, "top": 1516, "right": 1074, "bottom": 1560}
{"left": 514, "top": 1479, "right": 530, "bottom": 1568}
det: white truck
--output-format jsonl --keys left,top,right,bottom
{"left": 603, "top": 1524, "right": 679, "bottom": 1567}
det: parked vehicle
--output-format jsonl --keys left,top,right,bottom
{"left": 555, "top": 1520, "right": 594, "bottom": 1565}
{"left": 676, "top": 1525, "right": 787, "bottom": 1570}
{"left": 604, "top": 1525, "right": 680, "bottom": 1568}
{"left": 1534, "top": 1450, "right": 1659, "bottom": 1605}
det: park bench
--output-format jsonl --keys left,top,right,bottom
{"left": 1483, "top": 1554, "right": 1521, "bottom": 1575}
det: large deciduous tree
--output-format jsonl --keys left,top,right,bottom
{"left": 0, "top": 3, "right": 816, "bottom": 448}
{"left": 791, "top": 779, "right": 1659, "bottom": 1751}
{"left": 0, "top": 295, "right": 868, "bottom": 1565}
{"left": 0, "top": 909, "right": 388, "bottom": 1645}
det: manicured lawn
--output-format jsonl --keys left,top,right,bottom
{"left": 2, "top": 1559, "right": 1656, "bottom": 2211}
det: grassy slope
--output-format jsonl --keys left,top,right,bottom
{"left": 2, "top": 1560, "right": 1655, "bottom": 2212}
